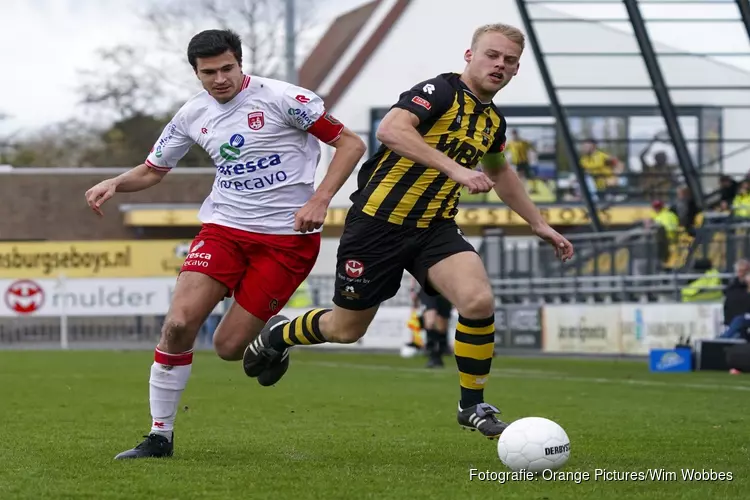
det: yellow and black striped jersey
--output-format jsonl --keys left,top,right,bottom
{"left": 350, "top": 72, "right": 507, "bottom": 228}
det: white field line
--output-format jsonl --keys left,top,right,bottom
{"left": 298, "top": 360, "right": 750, "bottom": 392}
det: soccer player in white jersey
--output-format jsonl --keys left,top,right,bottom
{"left": 84, "top": 29, "right": 366, "bottom": 459}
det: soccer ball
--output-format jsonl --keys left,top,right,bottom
{"left": 399, "top": 344, "right": 420, "bottom": 358}
{"left": 497, "top": 417, "right": 570, "bottom": 473}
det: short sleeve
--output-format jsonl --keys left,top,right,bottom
{"left": 144, "top": 112, "right": 194, "bottom": 172}
{"left": 281, "top": 85, "right": 344, "bottom": 144}
{"left": 488, "top": 114, "right": 507, "bottom": 154}
{"left": 391, "top": 76, "right": 455, "bottom": 124}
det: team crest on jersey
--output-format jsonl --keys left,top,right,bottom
{"left": 344, "top": 259, "right": 364, "bottom": 278}
{"left": 248, "top": 111, "right": 265, "bottom": 131}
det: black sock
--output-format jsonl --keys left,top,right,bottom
{"left": 425, "top": 329, "right": 441, "bottom": 356}
{"left": 268, "top": 309, "right": 330, "bottom": 351}
{"left": 453, "top": 315, "right": 495, "bottom": 408}
{"left": 437, "top": 332, "right": 448, "bottom": 355}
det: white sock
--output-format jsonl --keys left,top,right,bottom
{"left": 149, "top": 348, "right": 193, "bottom": 440}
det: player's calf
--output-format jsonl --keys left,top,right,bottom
{"left": 159, "top": 318, "right": 195, "bottom": 353}
{"left": 454, "top": 314, "right": 495, "bottom": 408}
{"left": 212, "top": 302, "right": 268, "bottom": 361}
{"left": 244, "top": 307, "right": 376, "bottom": 386}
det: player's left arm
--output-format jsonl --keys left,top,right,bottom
{"left": 282, "top": 86, "right": 366, "bottom": 232}
{"left": 481, "top": 127, "right": 574, "bottom": 261}
{"left": 310, "top": 124, "right": 367, "bottom": 204}
{"left": 481, "top": 151, "right": 544, "bottom": 228}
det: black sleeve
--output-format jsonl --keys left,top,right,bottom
{"left": 488, "top": 114, "right": 507, "bottom": 154}
{"left": 391, "top": 76, "right": 455, "bottom": 124}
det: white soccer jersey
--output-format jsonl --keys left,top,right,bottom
{"left": 145, "top": 74, "right": 344, "bottom": 235}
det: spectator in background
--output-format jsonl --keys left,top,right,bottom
{"left": 731, "top": 179, "right": 750, "bottom": 218}
{"left": 645, "top": 200, "right": 680, "bottom": 268}
{"left": 648, "top": 200, "right": 680, "bottom": 241}
{"left": 506, "top": 129, "right": 539, "bottom": 193}
{"left": 718, "top": 266, "right": 750, "bottom": 341}
{"left": 681, "top": 258, "right": 723, "bottom": 302}
{"left": 639, "top": 133, "right": 676, "bottom": 199}
{"left": 719, "top": 175, "right": 739, "bottom": 211}
{"left": 674, "top": 185, "right": 699, "bottom": 236}
{"left": 722, "top": 259, "right": 750, "bottom": 331}
{"left": 579, "top": 139, "right": 623, "bottom": 193}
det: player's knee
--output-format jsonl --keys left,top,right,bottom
{"left": 457, "top": 289, "right": 495, "bottom": 319}
{"left": 325, "top": 320, "right": 368, "bottom": 344}
{"left": 212, "top": 334, "right": 245, "bottom": 361}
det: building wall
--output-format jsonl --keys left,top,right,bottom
{"left": 0, "top": 170, "right": 214, "bottom": 240}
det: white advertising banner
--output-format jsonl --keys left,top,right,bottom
{"left": 542, "top": 303, "right": 724, "bottom": 355}
{"left": 282, "top": 306, "right": 417, "bottom": 350}
{"left": 0, "top": 277, "right": 227, "bottom": 317}
{"left": 542, "top": 305, "right": 621, "bottom": 354}
{"left": 0, "top": 277, "right": 415, "bottom": 350}
{"left": 619, "top": 303, "right": 722, "bottom": 355}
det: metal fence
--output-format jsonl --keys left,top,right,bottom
{"left": 0, "top": 268, "right": 729, "bottom": 349}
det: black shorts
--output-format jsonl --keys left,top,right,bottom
{"left": 333, "top": 207, "right": 476, "bottom": 310}
{"left": 418, "top": 289, "right": 453, "bottom": 318}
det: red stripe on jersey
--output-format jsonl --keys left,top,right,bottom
{"left": 145, "top": 159, "right": 171, "bottom": 172}
{"left": 241, "top": 75, "right": 251, "bottom": 90}
{"left": 307, "top": 112, "right": 344, "bottom": 144}
{"left": 154, "top": 348, "right": 193, "bottom": 366}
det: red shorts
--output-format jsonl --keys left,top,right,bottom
{"left": 181, "top": 223, "right": 320, "bottom": 321}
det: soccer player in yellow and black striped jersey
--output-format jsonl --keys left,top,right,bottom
{"left": 243, "top": 23, "right": 575, "bottom": 440}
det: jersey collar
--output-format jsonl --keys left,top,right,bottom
{"left": 456, "top": 74, "right": 493, "bottom": 106}
{"left": 213, "top": 74, "right": 252, "bottom": 111}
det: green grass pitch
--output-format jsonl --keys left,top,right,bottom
{"left": 0, "top": 349, "right": 748, "bottom": 499}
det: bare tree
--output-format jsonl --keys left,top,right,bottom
{"left": 0, "top": 112, "right": 20, "bottom": 164}
{"left": 3, "top": 120, "right": 104, "bottom": 168}
{"left": 77, "top": 0, "right": 321, "bottom": 121}
{"left": 78, "top": 45, "right": 171, "bottom": 124}
{"left": 143, "top": 0, "right": 319, "bottom": 79}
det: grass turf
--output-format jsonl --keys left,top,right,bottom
{"left": 0, "top": 349, "right": 748, "bottom": 499}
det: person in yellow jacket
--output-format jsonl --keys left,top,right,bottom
{"left": 286, "top": 280, "right": 313, "bottom": 308}
{"left": 681, "top": 259, "right": 723, "bottom": 302}
{"left": 647, "top": 200, "right": 681, "bottom": 267}
{"left": 580, "top": 139, "right": 623, "bottom": 191}
{"left": 731, "top": 180, "right": 750, "bottom": 218}
{"left": 650, "top": 200, "right": 680, "bottom": 240}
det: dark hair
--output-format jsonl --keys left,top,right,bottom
{"left": 187, "top": 29, "right": 243, "bottom": 70}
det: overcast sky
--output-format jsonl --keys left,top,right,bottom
{"left": 0, "top": 0, "right": 369, "bottom": 134}
{"left": 0, "top": 0, "right": 748, "bottom": 135}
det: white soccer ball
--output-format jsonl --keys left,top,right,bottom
{"left": 399, "top": 344, "right": 420, "bottom": 358}
{"left": 497, "top": 417, "right": 570, "bottom": 473}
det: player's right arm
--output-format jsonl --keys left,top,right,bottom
{"left": 85, "top": 112, "right": 195, "bottom": 216}
{"left": 375, "top": 78, "right": 495, "bottom": 194}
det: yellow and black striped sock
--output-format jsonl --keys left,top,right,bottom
{"left": 454, "top": 314, "right": 495, "bottom": 408}
{"left": 268, "top": 309, "right": 330, "bottom": 350}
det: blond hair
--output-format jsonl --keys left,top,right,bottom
{"left": 471, "top": 23, "right": 525, "bottom": 52}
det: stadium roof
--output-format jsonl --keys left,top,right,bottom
{"left": 299, "top": 0, "right": 750, "bottom": 109}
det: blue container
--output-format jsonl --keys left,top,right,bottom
{"left": 649, "top": 348, "right": 693, "bottom": 372}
